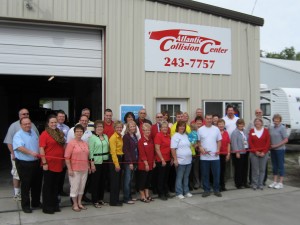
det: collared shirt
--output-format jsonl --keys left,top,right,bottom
{"left": 170, "top": 122, "right": 191, "bottom": 137}
{"left": 57, "top": 123, "right": 70, "bottom": 140}
{"left": 65, "top": 139, "right": 89, "bottom": 171}
{"left": 269, "top": 123, "right": 288, "bottom": 150}
{"left": 109, "top": 132, "right": 124, "bottom": 168}
{"left": 88, "top": 134, "right": 110, "bottom": 164}
{"left": 154, "top": 132, "right": 171, "bottom": 162}
{"left": 4, "top": 120, "right": 39, "bottom": 145}
{"left": 13, "top": 129, "right": 39, "bottom": 161}
{"left": 103, "top": 121, "right": 114, "bottom": 138}
{"left": 66, "top": 127, "right": 93, "bottom": 143}
{"left": 87, "top": 120, "right": 95, "bottom": 132}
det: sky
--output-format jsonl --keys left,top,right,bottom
{"left": 194, "top": 0, "right": 300, "bottom": 54}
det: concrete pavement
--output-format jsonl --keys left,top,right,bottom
{"left": 1, "top": 170, "right": 300, "bottom": 225}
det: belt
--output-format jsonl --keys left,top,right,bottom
{"left": 93, "top": 152, "right": 109, "bottom": 156}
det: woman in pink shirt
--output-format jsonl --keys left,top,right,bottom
{"left": 65, "top": 124, "right": 90, "bottom": 212}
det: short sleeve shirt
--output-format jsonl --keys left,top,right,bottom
{"left": 269, "top": 124, "right": 288, "bottom": 150}
{"left": 171, "top": 133, "right": 192, "bottom": 165}
{"left": 154, "top": 132, "right": 171, "bottom": 162}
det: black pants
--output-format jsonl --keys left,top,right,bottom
{"left": 168, "top": 164, "right": 176, "bottom": 192}
{"left": 109, "top": 156, "right": 123, "bottom": 204}
{"left": 58, "top": 166, "right": 67, "bottom": 194}
{"left": 232, "top": 153, "right": 249, "bottom": 187}
{"left": 156, "top": 161, "right": 171, "bottom": 196}
{"left": 15, "top": 159, "right": 43, "bottom": 210}
{"left": 42, "top": 170, "right": 61, "bottom": 211}
{"left": 91, "top": 163, "right": 108, "bottom": 203}
{"left": 219, "top": 155, "right": 227, "bottom": 189}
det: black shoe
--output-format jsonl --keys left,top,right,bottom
{"left": 214, "top": 192, "right": 222, "bottom": 197}
{"left": 23, "top": 208, "right": 32, "bottom": 213}
{"left": 82, "top": 195, "right": 91, "bottom": 202}
{"left": 236, "top": 186, "right": 242, "bottom": 189}
{"left": 31, "top": 203, "right": 42, "bottom": 209}
{"left": 43, "top": 209, "right": 54, "bottom": 214}
{"left": 220, "top": 187, "right": 227, "bottom": 192}
{"left": 159, "top": 195, "right": 168, "bottom": 201}
{"left": 202, "top": 192, "right": 210, "bottom": 198}
{"left": 109, "top": 202, "right": 123, "bottom": 206}
{"left": 165, "top": 193, "right": 174, "bottom": 198}
{"left": 59, "top": 191, "right": 69, "bottom": 197}
{"left": 243, "top": 184, "right": 250, "bottom": 188}
{"left": 54, "top": 207, "right": 61, "bottom": 212}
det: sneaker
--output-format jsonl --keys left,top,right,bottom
{"left": 176, "top": 194, "right": 185, "bottom": 199}
{"left": 13, "top": 193, "right": 21, "bottom": 201}
{"left": 185, "top": 193, "right": 193, "bottom": 198}
{"left": 268, "top": 182, "right": 277, "bottom": 188}
{"left": 274, "top": 183, "right": 283, "bottom": 189}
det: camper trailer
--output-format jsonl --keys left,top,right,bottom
{"left": 260, "top": 87, "right": 300, "bottom": 141}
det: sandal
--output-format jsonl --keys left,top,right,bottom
{"left": 140, "top": 198, "right": 150, "bottom": 203}
{"left": 93, "top": 203, "right": 102, "bottom": 208}
{"left": 72, "top": 206, "right": 81, "bottom": 212}
{"left": 146, "top": 196, "right": 154, "bottom": 201}
{"left": 78, "top": 205, "right": 87, "bottom": 210}
{"left": 98, "top": 200, "right": 108, "bottom": 206}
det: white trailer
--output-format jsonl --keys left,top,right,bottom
{"left": 260, "top": 87, "right": 300, "bottom": 141}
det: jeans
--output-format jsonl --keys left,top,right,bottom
{"left": 175, "top": 164, "right": 192, "bottom": 196}
{"left": 271, "top": 149, "right": 285, "bottom": 176}
{"left": 123, "top": 164, "right": 134, "bottom": 202}
{"left": 201, "top": 160, "right": 220, "bottom": 192}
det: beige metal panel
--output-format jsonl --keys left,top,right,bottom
{"left": 95, "top": 0, "right": 108, "bottom": 25}
{"left": 53, "top": 0, "right": 68, "bottom": 21}
{"left": 66, "top": 0, "right": 81, "bottom": 23}
{"left": 81, "top": 0, "right": 96, "bottom": 24}
{"left": 38, "top": 0, "right": 54, "bottom": 20}
{"left": 7, "top": 0, "right": 24, "bottom": 18}
{"left": 0, "top": 0, "right": 8, "bottom": 16}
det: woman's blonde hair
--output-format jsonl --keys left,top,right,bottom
{"left": 113, "top": 120, "right": 123, "bottom": 129}
{"left": 125, "top": 120, "right": 137, "bottom": 134}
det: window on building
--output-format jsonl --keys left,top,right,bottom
{"left": 203, "top": 101, "right": 244, "bottom": 118}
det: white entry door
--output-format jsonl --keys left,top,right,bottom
{"left": 156, "top": 99, "right": 187, "bottom": 124}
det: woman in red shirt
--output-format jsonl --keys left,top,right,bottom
{"left": 138, "top": 123, "right": 155, "bottom": 203}
{"left": 248, "top": 118, "right": 270, "bottom": 190}
{"left": 217, "top": 119, "right": 231, "bottom": 191}
{"left": 154, "top": 121, "right": 171, "bottom": 201}
{"left": 39, "top": 114, "right": 65, "bottom": 214}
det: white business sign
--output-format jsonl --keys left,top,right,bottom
{"left": 145, "top": 19, "right": 231, "bottom": 75}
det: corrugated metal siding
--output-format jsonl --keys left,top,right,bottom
{"left": 0, "top": 0, "right": 260, "bottom": 122}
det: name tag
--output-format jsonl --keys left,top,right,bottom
{"left": 144, "top": 142, "right": 148, "bottom": 146}
{"left": 251, "top": 133, "right": 256, "bottom": 136}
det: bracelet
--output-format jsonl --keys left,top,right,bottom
{"left": 42, "top": 162, "right": 48, "bottom": 165}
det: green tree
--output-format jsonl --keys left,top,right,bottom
{"left": 264, "top": 46, "right": 300, "bottom": 60}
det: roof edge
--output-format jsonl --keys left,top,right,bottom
{"left": 148, "top": 0, "right": 264, "bottom": 26}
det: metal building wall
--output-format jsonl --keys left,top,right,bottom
{"left": 0, "top": 0, "right": 260, "bottom": 122}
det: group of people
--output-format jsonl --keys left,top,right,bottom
{"left": 3, "top": 106, "right": 288, "bottom": 214}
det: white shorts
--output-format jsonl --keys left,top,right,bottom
{"left": 11, "top": 155, "right": 20, "bottom": 180}
{"left": 69, "top": 171, "right": 88, "bottom": 198}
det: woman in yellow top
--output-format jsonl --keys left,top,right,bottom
{"left": 109, "top": 120, "right": 124, "bottom": 206}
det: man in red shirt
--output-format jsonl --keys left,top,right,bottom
{"left": 103, "top": 108, "right": 114, "bottom": 138}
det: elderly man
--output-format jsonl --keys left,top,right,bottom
{"left": 135, "top": 108, "right": 152, "bottom": 135}
{"left": 13, "top": 117, "right": 42, "bottom": 213}
{"left": 151, "top": 112, "right": 168, "bottom": 139}
{"left": 4, "top": 108, "right": 39, "bottom": 201}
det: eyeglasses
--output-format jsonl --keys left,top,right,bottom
{"left": 156, "top": 116, "right": 163, "bottom": 118}
{"left": 21, "top": 113, "right": 29, "bottom": 115}
{"left": 255, "top": 112, "right": 262, "bottom": 114}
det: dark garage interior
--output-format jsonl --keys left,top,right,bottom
{"left": 0, "top": 75, "right": 102, "bottom": 169}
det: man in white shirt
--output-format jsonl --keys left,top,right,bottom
{"left": 197, "top": 114, "right": 222, "bottom": 198}
{"left": 223, "top": 105, "right": 239, "bottom": 137}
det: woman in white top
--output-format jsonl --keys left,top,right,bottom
{"left": 121, "top": 112, "right": 141, "bottom": 140}
{"left": 171, "top": 121, "right": 193, "bottom": 199}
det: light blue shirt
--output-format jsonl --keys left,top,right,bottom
{"left": 57, "top": 123, "right": 70, "bottom": 140}
{"left": 13, "top": 129, "right": 39, "bottom": 161}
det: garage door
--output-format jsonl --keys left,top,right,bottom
{"left": 0, "top": 23, "right": 102, "bottom": 77}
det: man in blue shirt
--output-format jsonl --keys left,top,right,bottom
{"left": 13, "top": 117, "right": 42, "bottom": 213}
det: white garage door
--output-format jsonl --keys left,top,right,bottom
{"left": 0, "top": 23, "right": 102, "bottom": 77}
